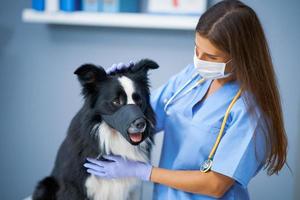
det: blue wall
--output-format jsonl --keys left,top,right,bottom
{"left": 0, "top": 0, "right": 299, "bottom": 199}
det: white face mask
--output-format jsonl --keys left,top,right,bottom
{"left": 193, "top": 48, "right": 232, "bottom": 80}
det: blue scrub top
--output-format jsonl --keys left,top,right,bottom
{"left": 150, "top": 64, "right": 267, "bottom": 200}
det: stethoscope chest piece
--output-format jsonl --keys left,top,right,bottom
{"left": 200, "top": 159, "right": 213, "bottom": 173}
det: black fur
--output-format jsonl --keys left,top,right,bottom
{"left": 32, "top": 59, "right": 159, "bottom": 200}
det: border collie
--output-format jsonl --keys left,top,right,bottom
{"left": 32, "top": 59, "right": 159, "bottom": 200}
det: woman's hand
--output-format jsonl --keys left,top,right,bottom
{"left": 83, "top": 155, "right": 153, "bottom": 181}
{"left": 105, "top": 61, "right": 135, "bottom": 74}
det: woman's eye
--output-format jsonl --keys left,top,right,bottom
{"left": 208, "top": 56, "right": 218, "bottom": 60}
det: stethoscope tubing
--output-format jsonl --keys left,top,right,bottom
{"left": 164, "top": 72, "right": 203, "bottom": 113}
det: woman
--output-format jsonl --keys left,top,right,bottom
{"left": 83, "top": 0, "right": 288, "bottom": 199}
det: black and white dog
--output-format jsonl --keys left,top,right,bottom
{"left": 32, "top": 59, "right": 159, "bottom": 200}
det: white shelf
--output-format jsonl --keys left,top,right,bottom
{"left": 22, "top": 9, "right": 199, "bottom": 30}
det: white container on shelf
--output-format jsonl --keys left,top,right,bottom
{"left": 148, "top": 0, "right": 207, "bottom": 15}
{"left": 45, "top": 0, "right": 59, "bottom": 12}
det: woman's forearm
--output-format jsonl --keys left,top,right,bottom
{"left": 149, "top": 167, "right": 234, "bottom": 198}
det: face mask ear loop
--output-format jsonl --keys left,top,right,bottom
{"left": 194, "top": 46, "right": 199, "bottom": 59}
{"left": 223, "top": 59, "right": 234, "bottom": 76}
{"left": 225, "top": 59, "right": 232, "bottom": 64}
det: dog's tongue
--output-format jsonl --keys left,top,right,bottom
{"left": 129, "top": 133, "right": 142, "bottom": 143}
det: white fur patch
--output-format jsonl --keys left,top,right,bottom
{"left": 96, "top": 122, "right": 150, "bottom": 162}
{"left": 85, "top": 121, "right": 151, "bottom": 200}
{"left": 118, "top": 76, "right": 135, "bottom": 104}
{"left": 85, "top": 175, "right": 140, "bottom": 200}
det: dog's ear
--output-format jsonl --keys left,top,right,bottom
{"left": 130, "top": 59, "right": 159, "bottom": 75}
{"left": 74, "top": 63, "right": 107, "bottom": 95}
{"left": 74, "top": 63, "right": 107, "bottom": 85}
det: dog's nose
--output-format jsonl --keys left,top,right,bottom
{"left": 133, "top": 118, "right": 146, "bottom": 131}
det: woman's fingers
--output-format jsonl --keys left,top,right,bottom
{"left": 106, "top": 61, "right": 135, "bottom": 74}
{"left": 83, "top": 162, "right": 105, "bottom": 172}
{"left": 117, "top": 62, "right": 125, "bottom": 69}
{"left": 128, "top": 60, "right": 135, "bottom": 67}
{"left": 106, "top": 64, "right": 117, "bottom": 73}
{"left": 86, "top": 157, "right": 110, "bottom": 166}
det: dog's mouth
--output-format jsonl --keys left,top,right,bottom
{"left": 127, "top": 118, "right": 147, "bottom": 144}
{"left": 128, "top": 132, "right": 143, "bottom": 143}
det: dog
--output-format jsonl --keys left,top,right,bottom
{"left": 32, "top": 59, "right": 159, "bottom": 200}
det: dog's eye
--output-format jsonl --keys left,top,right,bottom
{"left": 112, "top": 98, "right": 122, "bottom": 106}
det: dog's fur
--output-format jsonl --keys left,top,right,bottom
{"left": 32, "top": 59, "right": 159, "bottom": 200}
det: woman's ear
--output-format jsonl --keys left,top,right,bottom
{"left": 74, "top": 63, "right": 107, "bottom": 96}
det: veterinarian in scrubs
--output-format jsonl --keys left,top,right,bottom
{"left": 84, "top": 0, "right": 288, "bottom": 199}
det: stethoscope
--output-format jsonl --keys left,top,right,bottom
{"left": 163, "top": 72, "right": 205, "bottom": 114}
{"left": 163, "top": 72, "right": 242, "bottom": 173}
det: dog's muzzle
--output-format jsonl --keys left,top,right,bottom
{"left": 101, "top": 104, "right": 148, "bottom": 145}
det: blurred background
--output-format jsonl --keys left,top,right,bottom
{"left": 0, "top": 0, "right": 299, "bottom": 199}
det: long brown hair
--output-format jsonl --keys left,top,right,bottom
{"left": 196, "top": 0, "right": 287, "bottom": 175}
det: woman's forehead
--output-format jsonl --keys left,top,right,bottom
{"left": 195, "top": 33, "right": 225, "bottom": 57}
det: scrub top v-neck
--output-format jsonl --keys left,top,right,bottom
{"left": 150, "top": 64, "right": 267, "bottom": 200}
